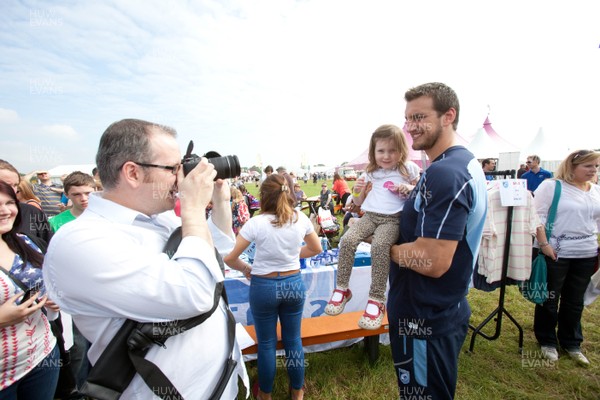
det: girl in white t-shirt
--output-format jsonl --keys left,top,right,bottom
{"left": 224, "top": 174, "right": 321, "bottom": 400}
{"left": 324, "top": 124, "right": 420, "bottom": 330}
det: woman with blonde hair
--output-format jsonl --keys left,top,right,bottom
{"left": 225, "top": 174, "right": 321, "bottom": 400}
{"left": 16, "top": 180, "right": 42, "bottom": 210}
{"left": 534, "top": 149, "right": 600, "bottom": 366}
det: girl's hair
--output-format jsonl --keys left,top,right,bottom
{"left": 17, "top": 180, "right": 41, "bottom": 204}
{"left": 230, "top": 186, "right": 244, "bottom": 202}
{"left": 555, "top": 149, "right": 600, "bottom": 184}
{"left": 259, "top": 174, "right": 297, "bottom": 227}
{"left": 366, "top": 124, "right": 410, "bottom": 177}
{"left": 333, "top": 172, "right": 342, "bottom": 181}
{"left": 0, "top": 181, "right": 44, "bottom": 268}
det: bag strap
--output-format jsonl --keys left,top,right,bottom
{"left": 545, "top": 180, "right": 562, "bottom": 238}
{"left": 82, "top": 227, "right": 237, "bottom": 400}
{"left": 0, "top": 265, "right": 29, "bottom": 293}
{"left": 127, "top": 231, "right": 237, "bottom": 400}
{"left": 0, "top": 234, "right": 47, "bottom": 292}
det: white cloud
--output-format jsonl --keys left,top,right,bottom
{"left": 0, "top": 108, "right": 19, "bottom": 123}
{"left": 41, "top": 124, "right": 78, "bottom": 140}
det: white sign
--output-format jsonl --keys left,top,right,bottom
{"left": 498, "top": 179, "right": 528, "bottom": 206}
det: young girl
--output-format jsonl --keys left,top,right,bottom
{"left": 231, "top": 186, "right": 250, "bottom": 235}
{"left": 324, "top": 124, "right": 420, "bottom": 329}
{"left": 224, "top": 174, "right": 321, "bottom": 400}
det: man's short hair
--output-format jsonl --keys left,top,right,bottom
{"left": 276, "top": 166, "right": 287, "bottom": 173}
{"left": 528, "top": 155, "right": 541, "bottom": 163}
{"left": 96, "top": 119, "right": 177, "bottom": 190}
{"left": 64, "top": 171, "right": 96, "bottom": 194}
{"left": 482, "top": 158, "right": 493, "bottom": 168}
{"left": 404, "top": 82, "right": 460, "bottom": 130}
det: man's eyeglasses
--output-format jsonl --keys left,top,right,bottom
{"left": 406, "top": 114, "right": 428, "bottom": 123}
{"left": 525, "top": 161, "right": 532, "bottom": 164}
{"left": 134, "top": 162, "right": 180, "bottom": 175}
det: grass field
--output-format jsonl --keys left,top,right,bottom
{"left": 238, "top": 179, "right": 600, "bottom": 399}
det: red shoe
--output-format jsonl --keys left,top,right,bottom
{"left": 324, "top": 288, "right": 352, "bottom": 316}
{"left": 358, "top": 299, "right": 385, "bottom": 330}
{"left": 252, "top": 381, "right": 259, "bottom": 398}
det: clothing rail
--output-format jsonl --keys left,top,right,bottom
{"left": 469, "top": 169, "right": 524, "bottom": 353}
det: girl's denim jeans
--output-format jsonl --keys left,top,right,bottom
{"left": 250, "top": 273, "right": 306, "bottom": 393}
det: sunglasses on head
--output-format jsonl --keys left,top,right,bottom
{"left": 572, "top": 150, "right": 593, "bottom": 161}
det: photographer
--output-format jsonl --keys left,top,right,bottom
{"left": 43, "top": 119, "right": 248, "bottom": 399}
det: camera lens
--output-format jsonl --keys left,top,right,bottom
{"left": 181, "top": 142, "right": 241, "bottom": 180}
{"left": 209, "top": 155, "right": 241, "bottom": 181}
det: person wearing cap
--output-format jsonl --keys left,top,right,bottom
{"left": 23, "top": 170, "right": 64, "bottom": 217}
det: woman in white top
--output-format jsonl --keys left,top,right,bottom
{"left": 0, "top": 180, "right": 59, "bottom": 398}
{"left": 225, "top": 174, "right": 321, "bottom": 400}
{"left": 534, "top": 149, "right": 600, "bottom": 366}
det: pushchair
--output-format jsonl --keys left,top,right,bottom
{"left": 314, "top": 206, "right": 340, "bottom": 245}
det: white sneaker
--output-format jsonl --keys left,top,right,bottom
{"left": 540, "top": 346, "right": 558, "bottom": 361}
{"left": 567, "top": 350, "right": 590, "bottom": 367}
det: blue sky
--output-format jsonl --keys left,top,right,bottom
{"left": 1, "top": 0, "right": 599, "bottom": 174}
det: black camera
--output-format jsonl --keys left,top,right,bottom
{"left": 181, "top": 140, "right": 241, "bottom": 180}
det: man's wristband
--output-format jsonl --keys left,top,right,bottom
{"left": 352, "top": 191, "right": 360, "bottom": 198}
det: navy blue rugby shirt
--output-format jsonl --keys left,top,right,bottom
{"left": 387, "top": 145, "right": 487, "bottom": 338}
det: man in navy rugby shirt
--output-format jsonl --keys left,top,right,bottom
{"left": 389, "top": 83, "right": 487, "bottom": 399}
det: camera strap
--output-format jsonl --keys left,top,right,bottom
{"left": 81, "top": 227, "right": 237, "bottom": 400}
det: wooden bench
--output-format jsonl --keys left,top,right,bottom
{"left": 242, "top": 311, "right": 389, "bottom": 365}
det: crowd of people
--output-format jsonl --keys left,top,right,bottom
{"left": 1, "top": 82, "right": 599, "bottom": 399}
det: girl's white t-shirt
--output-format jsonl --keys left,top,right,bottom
{"left": 239, "top": 210, "right": 315, "bottom": 276}
{"left": 361, "top": 161, "right": 421, "bottom": 214}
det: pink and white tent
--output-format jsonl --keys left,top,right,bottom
{"left": 466, "top": 117, "right": 520, "bottom": 158}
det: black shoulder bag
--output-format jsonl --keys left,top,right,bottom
{"left": 80, "top": 227, "right": 238, "bottom": 400}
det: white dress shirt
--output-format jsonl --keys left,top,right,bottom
{"left": 43, "top": 192, "right": 248, "bottom": 399}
